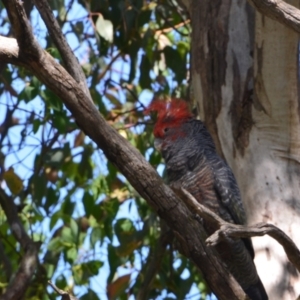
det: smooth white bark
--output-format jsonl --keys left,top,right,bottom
{"left": 217, "top": 1, "right": 300, "bottom": 299}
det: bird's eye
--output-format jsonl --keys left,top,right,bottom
{"left": 163, "top": 127, "right": 169, "bottom": 133}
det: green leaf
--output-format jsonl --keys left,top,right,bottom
{"left": 31, "top": 173, "right": 47, "bottom": 205}
{"left": 31, "top": 76, "right": 41, "bottom": 88}
{"left": 66, "top": 247, "right": 77, "bottom": 264}
{"left": 107, "top": 244, "right": 121, "bottom": 283}
{"left": 128, "top": 43, "right": 139, "bottom": 83}
{"left": 177, "top": 41, "right": 189, "bottom": 58}
{"left": 70, "top": 218, "right": 79, "bottom": 241}
{"left": 116, "top": 238, "right": 141, "bottom": 257}
{"left": 61, "top": 197, "right": 75, "bottom": 216}
{"left": 52, "top": 111, "right": 69, "bottom": 133}
{"left": 163, "top": 46, "right": 186, "bottom": 83}
{"left": 80, "top": 288, "right": 99, "bottom": 300}
{"left": 149, "top": 149, "right": 162, "bottom": 165}
{"left": 72, "top": 260, "right": 103, "bottom": 285}
{"left": 18, "top": 85, "right": 38, "bottom": 103}
{"left": 85, "top": 260, "right": 103, "bottom": 276}
{"left": 83, "top": 192, "right": 95, "bottom": 217}
{"left": 138, "top": 9, "right": 152, "bottom": 27}
{"left": 95, "top": 15, "right": 113, "bottom": 43}
{"left": 90, "top": 226, "right": 103, "bottom": 247}
{"left": 47, "top": 47, "right": 61, "bottom": 59}
{"left": 91, "top": 90, "right": 107, "bottom": 115}
{"left": 55, "top": 275, "right": 67, "bottom": 290}
{"left": 3, "top": 168, "right": 23, "bottom": 195}
{"left": 47, "top": 237, "right": 63, "bottom": 252}
{"left": 114, "top": 219, "right": 135, "bottom": 238}
{"left": 139, "top": 54, "right": 152, "bottom": 89}
{"left": 32, "top": 119, "right": 41, "bottom": 134}
{"left": 46, "top": 264, "right": 55, "bottom": 279}
{"left": 49, "top": 210, "right": 61, "bottom": 230}
{"left": 44, "top": 148, "right": 65, "bottom": 167}
{"left": 41, "top": 88, "right": 63, "bottom": 111}
{"left": 78, "top": 145, "right": 93, "bottom": 180}
{"left": 44, "top": 187, "right": 58, "bottom": 214}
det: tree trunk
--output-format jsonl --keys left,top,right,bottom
{"left": 189, "top": 0, "right": 300, "bottom": 299}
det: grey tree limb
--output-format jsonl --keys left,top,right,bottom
{"left": 247, "top": 0, "right": 300, "bottom": 33}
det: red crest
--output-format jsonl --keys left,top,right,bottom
{"left": 145, "top": 99, "right": 193, "bottom": 138}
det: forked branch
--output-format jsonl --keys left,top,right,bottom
{"left": 177, "top": 187, "right": 300, "bottom": 273}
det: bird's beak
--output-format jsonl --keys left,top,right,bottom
{"left": 154, "top": 138, "right": 163, "bottom": 151}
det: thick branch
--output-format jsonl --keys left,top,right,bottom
{"left": 2, "top": 0, "right": 42, "bottom": 60}
{"left": 0, "top": 1, "right": 247, "bottom": 298}
{"left": 136, "top": 221, "right": 173, "bottom": 300}
{"left": 178, "top": 187, "right": 300, "bottom": 274}
{"left": 0, "top": 239, "right": 12, "bottom": 280}
{"left": 248, "top": 0, "right": 300, "bottom": 34}
{"left": 0, "top": 189, "right": 40, "bottom": 300}
{"left": 0, "top": 189, "right": 32, "bottom": 248}
{"left": 0, "top": 243, "right": 39, "bottom": 300}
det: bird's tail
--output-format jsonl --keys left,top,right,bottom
{"left": 245, "top": 277, "right": 268, "bottom": 300}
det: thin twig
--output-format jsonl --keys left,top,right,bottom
{"left": 48, "top": 281, "right": 78, "bottom": 300}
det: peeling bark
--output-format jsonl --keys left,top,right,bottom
{"left": 230, "top": 54, "right": 254, "bottom": 156}
{"left": 190, "top": 0, "right": 232, "bottom": 158}
{"left": 245, "top": 3, "right": 300, "bottom": 298}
